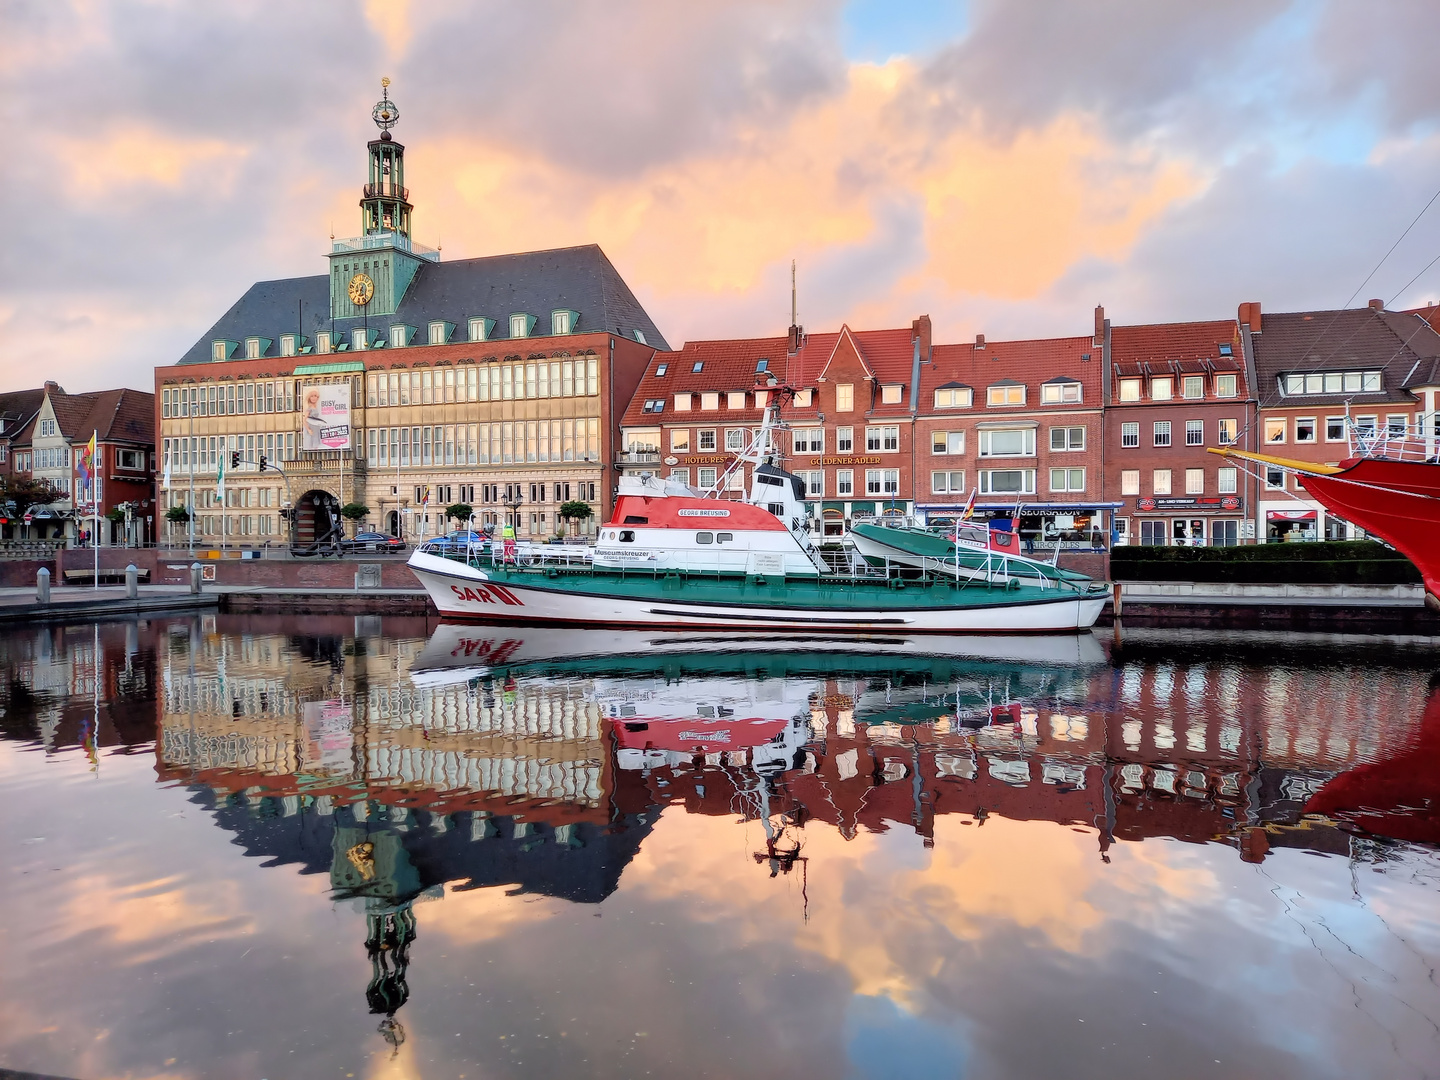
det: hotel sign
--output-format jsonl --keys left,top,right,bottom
{"left": 682, "top": 454, "right": 734, "bottom": 465}
{"left": 810, "top": 456, "right": 883, "bottom": 466}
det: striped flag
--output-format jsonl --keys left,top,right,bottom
{"left": 960, "top": 488, "right": 977, "bottom": 521}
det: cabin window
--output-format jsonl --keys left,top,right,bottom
{"left": 716, "top": 532, "right": 734, "bottom": 543}
{"left": 623, "top": 515, "right": 649, "bottom": 524}
{"left": 695, "top": 532, "right": 714, "bottom": 544}
{"left": 619, "top": 530, "right": 636, "bottom": 542}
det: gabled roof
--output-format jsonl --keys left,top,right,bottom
{"left": 177, "top": 244, "right": 670, "bottom": 365}
{"left": 922, "top": 335, "right": 1100, "bottom": 404}
{"left": 1251, "top": 307, "right": 1440, "bottom": 406}
{"left": 1109, "top": 319, "right": 1243, "bottom": 379}
{"left": 619, "top": 325, "right": 919, "bottom": 427}
{"left": 0, "top": 389, "right": 45, "bottom": 437}
{"left": 8, "top": 387, "right": 155, "bottom": 449}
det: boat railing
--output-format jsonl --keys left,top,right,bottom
{"left": 1349, "top": 416, "right": 1440, "bottom": 463}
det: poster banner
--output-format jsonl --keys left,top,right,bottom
{"left": 301, "top": 384, "right": 351, "bottom": 451}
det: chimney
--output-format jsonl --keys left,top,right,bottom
{"left": 787, "top": 323, "right": 804, "bottom": 354}
{"left": 44, "top": 381, "right": 59, "bottom": 393}
{"left": 1093, "top": 304, "right": 1105, "bottom": 348}
{"left": 974, "top": 333, "right": 986, "bottom": 350}
{"left": 1368, "top": 298, "right": 1385, "bottom": 312}
{"left": 911, "top": 315, "right": 932, "bottom": 362}
{"left": 1239, "top": 300, "right": 1262, "bottom": 332}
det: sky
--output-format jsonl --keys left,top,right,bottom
{"left": 4, "top": 0, "right": 1440, "bottom": 393}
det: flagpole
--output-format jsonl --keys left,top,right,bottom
{"left": 92, "top": 429, "right": 99, "bottom": 590}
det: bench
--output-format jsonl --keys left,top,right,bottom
{"left": 63, "top": 568, "right": 152, "bottom": 585}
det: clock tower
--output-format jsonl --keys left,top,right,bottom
{"left": 328, "top": 79, "right": 437, "bottom": 322}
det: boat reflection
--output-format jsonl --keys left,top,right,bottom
{"left": 3, "top": 615, "right": 1438, "bottom": 1054}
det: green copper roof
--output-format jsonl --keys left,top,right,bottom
{"left": 291, "top": 361, "right": 366, "bottom": 375}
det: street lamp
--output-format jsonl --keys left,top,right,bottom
{"left": 503, "top": 492, "right": 523, "bottom": 533}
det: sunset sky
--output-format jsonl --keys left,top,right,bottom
{"left": 6, "top": 0, "right": 1440, "bottom": 392}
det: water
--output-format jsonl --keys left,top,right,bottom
{"left": 2, "top": 616, "right": 1438, "bottom": 1080}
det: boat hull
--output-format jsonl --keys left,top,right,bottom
{"left": 408, "top": 551, "right": 1106, "bottom": 633}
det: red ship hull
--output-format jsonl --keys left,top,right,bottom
{"left": 1301, "top": 458, "right": 1440, "bottom": 606}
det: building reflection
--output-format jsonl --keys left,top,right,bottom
{"left": 3, "top": 616, "right": 1437, "bottom": 1048}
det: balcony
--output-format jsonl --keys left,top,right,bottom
{"left": 616, "top": 450, "right": 662, "bottom": 467}
{"left": 331, "top": 232, "right": 440, "bottom": 264}
{"left": 363, "top": 181, "right": 409, "bottom": 201}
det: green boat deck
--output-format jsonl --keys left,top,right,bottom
{"left": 850, "top": 522, "right": 1094, "bottom": 584}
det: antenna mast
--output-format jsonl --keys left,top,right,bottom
{"left": 791, "top": 259, "right": 797, "bottom": 327}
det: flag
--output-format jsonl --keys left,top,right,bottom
{"left": 421, "top": 485, "right": 431, "bottom": 506}
{"left": 960, "top": 488, "right": 977, "bottom": 521}
{"left": 216, "top": 446, "right": 225, "bottom": 500}
{"left": 162, "top": 450, "right": 172, "bottom": 491}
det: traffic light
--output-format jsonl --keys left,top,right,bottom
{"left": 230, "top": 451, "right": 241, "bottom": 469}
{"left": 258, "top": 454, "right": 267, "bottom": 471}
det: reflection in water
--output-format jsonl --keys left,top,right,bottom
{"left": 1, "top": 616, "right": 1438, "bottom": 1078}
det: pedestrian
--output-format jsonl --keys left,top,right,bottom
{"left": 502, "top": 523, "right": 516, "bottom": 564}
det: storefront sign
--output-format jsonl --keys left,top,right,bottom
{"left": 682, "top": 454, "right": 733, "bottom": 465}
{"left": 810, "top": 456, "right": 882, "bottom": 466}
{"left": 1135, "top": 496, "right": 1243, "bottom": 512}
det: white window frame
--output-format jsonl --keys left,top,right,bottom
{"left": 881, "top": 384, "right": 903, "bottom": 405}
{"left": 1040, "top": 382, "right": 1081, "bottom": 405}
{"left": 1118, "top": 378, "right": 1141, "bottom": 402}
{"left": 700, "top": 392, "right": 720, "bottom": 411}
{"left": 933, "top": 387, "right": 972, "bottom": 408}
{"left": 1218, "top": 467, "right": 1238, "bottom": 494}
{"left": 865, "top": 426, "right": 899, "bottom": 452}
{"left": 727, "top": 391, "right": 746, "bottom": 410}
{"left": 1121, "top": 421, "right": 1139, "bottom": 448}
{"left": 792, "top": 428, "right": 823, "bottom": 454}
{"left": 864, "top": 468, "right": 901, "bottom": 496}
{"left": 1264, "top": 417, "right": 1287, "bottom": 444}
{"left": 1121, "top": 469, "right": 1140, "bottom": 495}
{"left": 1185, "top": 468, "right": 1205, "bottom": 494}
{"left": 1182, "top": 375, "right": 1204, "bottom": 400}
{"left": 1048, "top": 467, "right": 1085, "bottom": 493}
{"left": 1151, "top": 376, "right": 1174, "bottom": 401}
{"left": 978, "top": 427, "right": 1036, "bottom": 458}
{"left": 1215, "top": 373, "right": 1237, "bottom": 398}
{"left": 931, "top": 470, "right": 966, "bottom": 494}
{"left": 674, "top": 393, "right": 692, "bottom": 412}
{"left": 836, "top": 384, "right": 855, "bottom": 411}
{"left": 725, "top": 428, "right": 747, "bottom": 452}
{"left": 1185, "top": 420, "right": 1204, "bottom": 446}
{"left": 1153, "top": 421, "right": 1171, "bottom": 447}
{"left": 836, "top": 469, "right": 854, "bottom": 496}
{"left": 836, "top": 426, "right": 854, "bottom": 453}
{"left": 1295, "top": 417, "right": 1317, "bottom": 443}
{"left": 1049, "top": 426, "right": 1085, "bottom": 451}
{"left": 978, "top": 468, "right": 1036, "bottom": 496}
{"left": 986, "top": 384, "right": 1026, "bottom": 407}
{"left": 931, "top": 431, "right": 964, "bottom": 455}
{"left": 1153, "top": 469, "right": 1172, "bottom": 495}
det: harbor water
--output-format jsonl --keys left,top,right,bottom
{"left": 1, "top": 615, "right": 1438, "bottom": 1079}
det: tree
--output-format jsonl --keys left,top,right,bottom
{"left": 105, "top": 507, "right": 126, "bottom": 522}
{"left": 0, "top": 476, "right": 61, "bottom": 519}
{"left": 165, "top": 505, "right": 191, "bottom": 523}
{"left": 339, "top": 503, "right": 369, "bottom": 536}
{"left": 445, "top": 503, "right": 473, "bottom": 528}
{"left": 559, "top": 500, "right": 593, "bottom": 535}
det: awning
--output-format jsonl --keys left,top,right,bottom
{"left": 918, "top": 502, "right": 1123, "bottom": 512}
{"left": 292, "top": 360, "right": 366, "bottom": 375}
{"left": 1267, "top": 510, "right": 1317, "bottom": 521}
{"left": 848, "top": 502, "right": 876, "bottom": 514}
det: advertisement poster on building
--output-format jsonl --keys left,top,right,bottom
{"left": 301, "top": 384, "right": 351, "bottom": 451}
{"left": 301, "top": 699, "right": 354, "bottom": 775}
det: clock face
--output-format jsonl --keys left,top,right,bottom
{"left": 348, "top": 273, "right": 375, "bottom": 306}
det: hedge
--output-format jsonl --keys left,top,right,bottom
{"left": 1110, "top": 540, "right": 1420, "bottom": 585}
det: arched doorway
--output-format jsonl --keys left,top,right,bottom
{"left": 294, "top": 489, "right": 342, "bottom": 551}
{"left": 386, "top": 510, "right": 400, "bottom": 538}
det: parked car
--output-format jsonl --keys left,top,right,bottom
{"left": 341, "top": 531, "right": 408, "bottom": 554}
{"left": 419, "top": 529, "right": 491, "bottom": 556}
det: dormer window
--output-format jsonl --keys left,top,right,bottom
{"left": 468, "top": 317, "right": 491, "bottom": 342}
{"left": 428, "top": 321, "right": 450, "bottom": 345}
{"left": 934, "top": 386, "right": 972, "bottom": 408}
{"left": 1151, "top": 376, "right": 1174, "bottom": 400}
{"left": 551, "top": 310, "right": 577, "bottom": 335}
{"left": 756, "top": 359, "right": 769, "bottom": 373}
{"left": 881, "top": 384, "right": 903, "bottom": 405}
{"left": 244, "top": 337, "right": 263, "bottom": 360}
{"left": 727, "top": 391, "right": 746, "bottom": 409}
{"left": 987, "top": 382, "right": 1026, "bottom": 406}
{"left": 655, "top": 363, "right": 668, "bottom": 377}
{"left": 316, "top": 332, "right": 332, "bottom": 354}
{"left": 351, "top": 329, "right": 369, "bottom": 351}
{"left": 794, "top": 389, "right": 813, "bottom": 407}
{"left": 633, "top": 329, "right": 647, "bottom": 345}
{"left": 701, "top": 392, "right": 720, "bottom": 411}
{"left": 1040, "top": 380, "right": 1082, "bottom": 404}
{"left": 510, "top": 313, "right": 535, "bottom": 339}
{"left": 279, "top": 335, "right": 297, "bottom": 358}
{"left": 674, "top": 393, "right": 693, "bottom": 412}
{"left": 211, "top": 340, "right": 236, "bottom": 361}
{"left": 389, "top": 325, "right": 413, "bottom": 348}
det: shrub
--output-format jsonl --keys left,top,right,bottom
{"left": 1111, "top": 541, "right": 1419, "bottom": 584}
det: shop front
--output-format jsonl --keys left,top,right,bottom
{"left": 1120, "top": 496, "right": 1248, "bottom": 547}
{"left": 918, "top": 502, "right": 1121, "bottom": 551}
{"left": 1266, "top": 507, "right": 1317, "bottom": 542}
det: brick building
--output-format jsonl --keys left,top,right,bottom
{"left": 2, "top": 381, "right": 156, "bottom": 545}
{"left": 1105, "top": 310, "right": 1259, "bottom": 546}
{"left": 156, "top": 83, "right": 666, "bottom": 547}
{"left": 1251, "top": 299, "right": 1440, "bottom": 540}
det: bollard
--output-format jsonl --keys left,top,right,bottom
{"left": 36, "top": 566, "right": 50, "bottom": 605}
{"left": 125, "top": 563, "right": 138, "bottom": 599}
{"left": 190, "top": 562, "right": 202, "bottom": 595}
{"left": 1112, "top": 581, "right": 1122, "bottom": 620}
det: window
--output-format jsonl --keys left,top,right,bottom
{"left": 1265, "top": 466, "right": 1285, "bottom": 490}
{"left": 932, "top": 431, "right": 964, "bottom": 455}
{"left": 655, "top": 363, "right": 668, "bottom": 377}
{"left": 634, "top": 329, "right": 647, "bottom": 345}
{"left": 1185, "top": 420, "right": 1204, "bottom": 446}
{"left": 1281, "top": 371, "right": 1382, "bottom": 395}
{"left": 755, "top": 359, "right": 768, "bottom": 373}
{"left": 1218, "top": 467, "right": 1238, "bottom": 494}
{"left": 836, "top": 470, "right": 854, "bottom": 496}
{"left": 866, "top": 426, "right": 899, "bottom": 452}
{"left": 551, "top": 310, "right": 573, "bottom": 335}
{"left": 1153, "top": 421, "right": 1171, "bottom": 447}
{"left": 933, "top": 386, "right": 972, "bottom": 408}
{"left": 316, "top": 332, "right": 332, "bottom": 354}
{"left": 881, "top": 384, "right": 903, "bottom": 405}
{"left": 1182, "top": 376, "right": 1204, "bottom": 399}
{"left": 1264, "top": 417, "right": 1286, "bottom": 444}
{"left": 351, "top": 329, "right": 369, "bottom": 351}
{"left": 987, "top": 383, "right": 1025, "bottom": 406}
{"left": 698, "top": 429, "right": 716, "bottom": 451}
{"left": 1153, "top": 469, "right": 1172, "bottom": 495}
{"left": 1185, "top": 468, "right": 1204, "bottom": 494}
{"left": 641, "top": 399, "right": 664, "bottom": 413}
{"left": 1215, "top": 374, "right": 1237, "bottom": 397}
{"left": 385, "top": 325, "right": 404, "bottom": 348}
{"left": 244, "top": 337, "right": 262, "bottom": 359}
{"left": 674, "top": 393, "right": 692, "bottom": 412}
{"left": 1121, "top": 421, "right": 1139, "bottom": 448}
{"left": 429, "top": 321, "right": 448, "bottom": 345}
{"left": 1119, "top": 378, "right": 1142, "bottom": 402}
{"left": 725, "top": 428, "right": 747, "bottom": 452}
{"left": 836, "top": 384, "right": 854, "bottom": 411}
{"left": 280, "top": 335, "right": 297, "bottom": 357}
{"left": 727, "top": 391, "right": 746, "bottom": 409}
{"left": 1295, "top": 417, "right": 1316, "bottom": 443}
{"left": 1121, "top": 469, "right": 1140, "bottom": 495}
{"left": 979, "top": 469, "right": 1036, "bottom": 495}
{"left": 1387, "top": 414, "right": 1409, "bottom": 437}
{"left": 1040, "top": 381, "right": 1082, "bottom": 404}
{"left": 1049, "top": 468, "right": 1085, "bottom": 492}
{"left": 669, "top": 468, "right": 690, "bottom": 486}
{"left": 700, "top": 392, "right": 720, "bottom": 411}
{"left": 1355, "top": 415, "right": 1377, "bottom": 437}
{"left": 792, "top": 428, "right": 823, "bottom": 453}
{"left": 468, "top": 317, "right": 489, "bottom": 342}
{"left": 1218, "top": 419, "right": 1238, "bottom": 445}
{"left": 211, "top": 341, "right": 227, "bottom": 361}
{"left": 979, "top": 427, "right": 1035, "bottom": 457}
{"left": 800, "top": 470, "right": 823, "bottom": 498}
{"left": 794, "top": 389, "right": 813, "bottom": 407}
{"left": 931, "top": 470, "right": 967, "bottom": 494}
{"left": 670, "top": 429, "right": 690, "bottom": 452}
{"left": 1049, "top": 426, "right": 1085, "bottom": 451}
{"left": 691, "top": 361, "right": 704, "bottom": 373}
{"left": 836, "top": 427, "right": 854, "bottom": 452}
{"left": 1323, "top": 416, "right": 1346, "bottom": 442}
{"left": 1151, "top": 377, "right": 1173, "bottom": 401}
{"left": 865, "top": 469, "right": 900, "bottom": 495}
{"left": 510, "top": 314, "right": 531, "bottom": 338}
